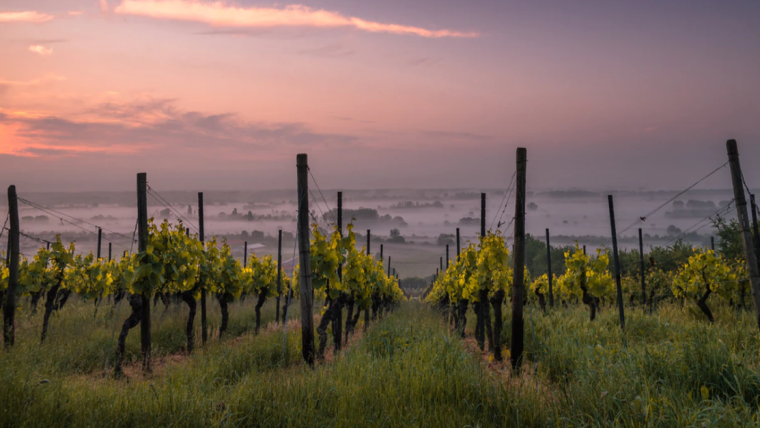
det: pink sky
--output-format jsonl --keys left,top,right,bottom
{"left": 1, "top": 0, "right": 759, "bottom": 192}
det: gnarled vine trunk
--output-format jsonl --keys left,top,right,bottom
{"left": 255, "top": 292, "right": 267, "bottom": 335}
{"left": 481, "top": 289, "right": 493, "bottom": 352}
{"left": 344, "top": 295, "right": 355, "bottom": 342}
{"left": 217, "top": 292, "right": 231, "bottom": 338}
{"left": 332, "top": 294, "right": 345, "bottom": 352}
{"left": 535, "top": 291, "right": 546, "bottom": 313}
{"left": 696, "top": 285, "right": 714, "bottom": 323}
{"left": 114, "top": 294, "right": 143, "bottom": 378}
{"left": 490, "top": 290, "right": 505, "bottom": 361}
{"left": 181, "top": 291, "right": 197, "bottom": 353}
{"left": 317, "top": 297, "right": 343, "bottom": 360}
{"left": 457, "top": 299, "right": 468, "bottom": 338}
{"left": 474, "top": 300, "right": 484, "bottom": 351}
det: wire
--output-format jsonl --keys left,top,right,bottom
{"left": 491, "top": 170, "right": 517, "bottom": 231}
{"left": 0, "top": 211, "right": 8, "bottom": 242}
{"left": 146, "top": 185, "right": 200, "bottom": 234}
{"left": 308, "top": 167, "right": 337, "bottom": 225}
{"left": 612, "top": 162, "right": 729, "bottom": 243}
{"left": 664, "top": 201, "right": 734, "bottom": 247}
{"left": 12, "top": 229, "right": 53, "bottom": 246}
{"left": 16, "top": 199, "right": 132, "bottom": 252}
{"left": 18, "top": 197, "right": 135, "bottom": 243}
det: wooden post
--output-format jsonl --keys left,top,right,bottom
{"left": 243, "top": 241, "right": 248, "bottom": 267}
{"left": 3, "top": 185, "right": 19, "bottom": 347}
{"left": 750, "top": 195, "right": 760, "bottom": 271}
{"left": 365, "top": 230, "right": 370, "bottom": 329}
{"left": 583, "top": 245, "right": 586, "bottom": 255}
{"left": 198, "top": 192, "right": 207, "bottom": 345}
{"left": 456, "top": 228, "right": 460, "bottom": 259}
{"left": 546, "top": 228, "right": 553, "bottom": 308}
{"left": 726, "top": 140, "right": 760, "bottom": 331}
{"left": 97, "top": 228, "right": 102, "bottom": 260}
{"left": 440, "top": 256, "right": 443, "bottom": 271}
{"left": 334, "top": 191, "right": 343, "bottom": 351}
{"left": 380, "top": 244, "right": 383, "bottom": 263}
{"left": 388, "top": 256, "right": 391, "bottom": 277}
{"left": 108, "top": 242, "right": 112, "bottom": 262}
{"left": 276, "top": 229, "right": 282, "bottom": 324}
{"left": 510, "top": 148, "right": 527, "bottom": 369}
{"left": 639, "top": 228, "right": 646, "bottom": 307}
{"left": 137, "top": 173, "right": 151, "bottom": 370}
{"left": 608, "top": 195, "right": 625, "bottom": 330}
{"left": 46, "top": 242, "right": 50, "bottom": 251}
{"left": 446, "top": 245, "right": 449, "bottom": 269}
{"left": 296, "top": 154, "right": 315, "bottom": 365}
{"left": 711, "top": 237, "right": 715, "bottom": 251}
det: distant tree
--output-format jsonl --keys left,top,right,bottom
{"left": 389, "top": 228, "right": 405, "bottom": 243}
{"left": 666, "top": 225, "right": 682, "bottom": 236}
{"left": 436, "top": 234, "right": 455, "bottom": 246}
{"left": 712, "top": 214, "right": 743, "bottom": 262}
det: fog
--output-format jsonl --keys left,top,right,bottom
{"left": 6, "top": 185, "right": 751, "bottom": 278}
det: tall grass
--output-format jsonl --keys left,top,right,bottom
{"left": 2, "top": 299, "right": 760, "bottom": 427}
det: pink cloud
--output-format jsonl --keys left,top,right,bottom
{"left": 28, "top": 45, "right": 53, "bottom": 55}
{"left": 114, "top": 0, "right": 478, "bottom": 38}
{"left": 0, "top": 11, "right": 54, "bottom": 23}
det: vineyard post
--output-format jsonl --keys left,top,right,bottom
{"left": 97, "top": 228, "right": 102, "bottom": 260}
{"left": 276, "top": 229, "right": 282, "bottom": 324}
{"left": 47, "top": 242, "right": 50, "bottom": 250}
{"left": 365, "top": 230, "right": 370, "bottom": 330}
{"left": 474, "top": 193, "right": 486, "bottom": 351}
{"left": 198, "top": 192, "right": 207, "bottom": 345}
{"left": 726, "top": 140, "right": 760, "bottom": 331}
{"left": 639, "top": 228, "right": 646, "bottom": 307}
{"left": 334, "top": 191, "right": 343, "bottom": 351}
{"left": 456, "top": 228, "right": 460, "bottom": 259}
{"left": 446, "top": 245, "right": 449, "bottom": 269}
{"left": 510, "top": 148, "right": 527, "bottom": 369}
{"left": 137, "top": 173, "right": 151, "bottom": 370}
{"left": 108, "top": 242, "right": 112, "bottom": 262}
{"left": 296, "top": 154, "right": 315, "bottom": 365}
{"left": 380, "top": 244, "right": 383, "bottom": 264}
{"left": 388, "top": 256, "right": 391, "bottom": 277}
{"left": 3, "top": 185, "right": 19, "bottom": 347}
{"left": 710, "top": 237, "right": 715, "bottom": 251}
{"left": 608, "top": 195, "right": 626, "bottom": 330}
{"left": 750, "top": 195, "right": 760, "bottom": 272}
{"left": 583, "top": 245, "right": 586, "bottom": 255}
{"left": 440, "top": 256, "right": 443, "bottom": 271}
{"left": 546, "top": 228, "right": 553, "bottom": 308}
{"left": 243, "top": 242, "right": 247, "bottom": 267}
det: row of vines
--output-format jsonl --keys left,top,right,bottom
{"left": 0, "top": 218, "right": 404, "bottom": 375}
{"left": 425, "top": 230, "right": 750, "bottom": 361}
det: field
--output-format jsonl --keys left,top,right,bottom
{"left": 2, "top": 297, "right": 760, "bottom": 427}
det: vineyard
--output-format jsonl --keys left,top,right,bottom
{"left": 1, "top": 142, "right": 760, "bottom": 427}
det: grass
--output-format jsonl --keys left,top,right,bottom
{"left": 2, "top": 298, "right": 760, "bottom": 427}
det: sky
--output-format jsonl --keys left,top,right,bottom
{"left": 1, "top": 0, "right": 759, "bottom": 192}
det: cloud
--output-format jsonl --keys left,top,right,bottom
{"left": 99, "top": 0, "right": 110, "bottom": 14}
{"left": 28, "top": 45, "right": 53, "bottom": 55}
{"left": 0, "top": 97, "right": 356, "bottom": 159}
{"left": 68, "top": 11, "right": 84, "bottom": 16}
{"left": 0, "top": 11, "right": 54, "bottom": 23}
{"left": 298, "top": 43, "right": 354, "bottom": 58}
{"left": 114, "top": 0, "right": 478, "bottom": 38}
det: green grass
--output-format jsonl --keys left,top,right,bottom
{"left": 2, "top": 298, "right": 760, "bottom": 427}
